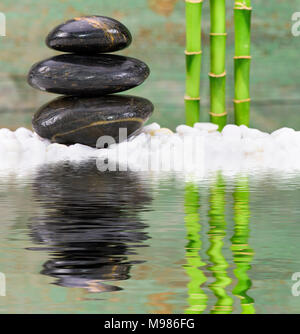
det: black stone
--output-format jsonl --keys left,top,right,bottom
{"left": 46, "top": 16, "right": 132, "bottom": 54}
{"left": 27, "top": 54, "right": 150, "bottom": 96}
{"left": 32, "top": 95, "right": 154, "bottom": 147}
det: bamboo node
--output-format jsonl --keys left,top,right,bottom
{"left": 233, "top": 98, "right": 251, "bottom": 104}
{"left": 184, "top": 95, "right": 201, "bottom": 101}
{"left": 208, "top": 71, "right": 226, "bottom": 78}
{"left": 234, "top": 56, "right": 252, "bottom": 59}
{"left": 185, "top": 0, "right": 203, "bottom": 3}
{"left": 234, "top": 2, "right": 252, "bottom": 10}
{"left": 185, "top": 50, "right": 202, "bottom": 55}
{"left": 209, "top": 111, "right": 227, "bottom": 117}
{"left": 210, "top": 33, "right": 227, "bottom": 36}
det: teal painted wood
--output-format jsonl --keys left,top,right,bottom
{"left": 0, "top": 0, "right": 299, "bottom": 131}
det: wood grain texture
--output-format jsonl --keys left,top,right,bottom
{"left": 0, "top": 0, "right": 298, "bottom": 132}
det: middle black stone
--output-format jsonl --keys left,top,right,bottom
{"left": 27, "top": 54, "right": 150, "bottom": 97}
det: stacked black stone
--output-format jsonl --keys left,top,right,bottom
{"left": 27, "top": 16, "right": 154, "bottom": 147}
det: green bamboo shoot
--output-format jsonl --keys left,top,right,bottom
{"left": 234, "top": 0, "right": 252, "bottom": 126}
{"left": 185, "top": 0, "right": 203, "bottom": 126}
{"left": 209, "top": 0, "right": 227, "bottom": 130}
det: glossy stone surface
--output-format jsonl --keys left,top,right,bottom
{"left": 27, "top": 54, "right": 150, "bottom": 96}
{"left": 46, "top": 16, "right": 132, "bottom": 54}
{"left": 32, "top": 95, "right": 154, "bottom": 147}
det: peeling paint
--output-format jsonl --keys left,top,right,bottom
{"left": 148, "top": 0, "right": 178, "bottom": 17}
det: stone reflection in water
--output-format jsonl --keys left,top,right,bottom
{"left": 29, "top": 161, "right": 152, "bottom": 293}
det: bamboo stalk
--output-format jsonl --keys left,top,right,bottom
{"left": 231, "top": 177, "right": 255, "bottom": 314}
{"left": 185, "top": 0, "right": 203, "bottom": 126}
{"left": 209, "top": 0, "right": 227, "bottom": 130}
{"left": 234, "top": 0, "right": 252, "bottom": 126}
{"left": 184, "top": 183, "right": 207, "bottom": 314}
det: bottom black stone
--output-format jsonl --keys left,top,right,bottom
{"left": 32, "top": 95, "right": 154, "bottom": 147}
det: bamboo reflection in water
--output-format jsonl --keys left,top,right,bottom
{"left": 207, "top": 174, "right": 233, "bottom": 314}
{"left": 231, "top": 177, "right": 255, "bottom": 314}
{"left": 184, "top": 182, "right": 207, "bottom": 314}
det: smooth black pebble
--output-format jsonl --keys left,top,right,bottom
{"left": 27, "top": 54, "right": 150, "bottom": 96}
{"left": 32, "top": 95, "right": 154, "bottom": 147}
{"left": 46, "top": 15, "right": 132, "bottom": 54}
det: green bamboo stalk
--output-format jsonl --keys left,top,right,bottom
{"left": 209, "top": 0, "right": 227, "bottom": 130}
{"left": 234, "top": 0, "right": 252, "bottom": 126}
{"left": 207, "top": 174, "right": 233, "bottom": 314}
{"left": 185, "top": 0, "right": 203, "bottom": 126}
{"left": 184, "top": 183, "right": 207, "bottom": 314}
{"left": 231, "top": 177, "right": 255, "bottom": 314}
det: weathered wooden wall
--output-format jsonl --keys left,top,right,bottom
{"left": 0, "top": 0, "right": 299, "bottom": 131}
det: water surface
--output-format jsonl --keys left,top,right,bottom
{"left": 0, "top": 161, "right": 299, "bottom": 313}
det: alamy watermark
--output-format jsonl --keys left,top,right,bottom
{"left": 292, "top": 12, "right": 300, "bottom": 37}
{"left": 0, "top": 272, "right": 5, "bottom": 296}
{"left": 95, "top": 128, "right": 206, "bottom": 173}
{"left": 0, "top": 13, "right": 5, "bottom": 36}
{"left": 291, "top": 272, "right": 300, "bottom": 296}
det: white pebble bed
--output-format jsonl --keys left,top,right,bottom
{"left": 1, "top": 123, "right": 300, "bottom": 176}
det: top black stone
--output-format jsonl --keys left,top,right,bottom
{"left": 46, "top": 15, "right": 132, "bottom": 54}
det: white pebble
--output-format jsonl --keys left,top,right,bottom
{"left": 194, "top": 122, "right": 219, "bottom": 132}
{"left": 14, "top": 127, "right": 33, "bottom": 140}
{"left": 0, "top": 128, "right": 14, "bottom": 136}
{"left": 0, "top": 137, "right": 21, "bottom": 152}
{"left": 222, "top": 125, "right": 242, "bottom": 139}
{"left": 271, "top": 127, "right": 296, "bottom": 138}
{"left": 241, "top": 126, "right": 269, "bottom": 139}
{"left": 142, "top": 123, "right": 160, "bottom": 133}
{"left": 150, "top": 128, "right": 174, "bottom": 136}
{"left": 46, "top": 143, "right": 69, "bottom": 162}
{"left": 176, "top": 125, "right": 198, "bottom": 136}
{"left": 0, "top": 124, "right": 298, "bottom": 175}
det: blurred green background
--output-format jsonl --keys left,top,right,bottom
{"left": 0, "top": 0, "right": 299, "bottom": 132}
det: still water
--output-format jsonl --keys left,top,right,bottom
{"left": 0, "top": 161, "right": 300, "bottom": 313}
